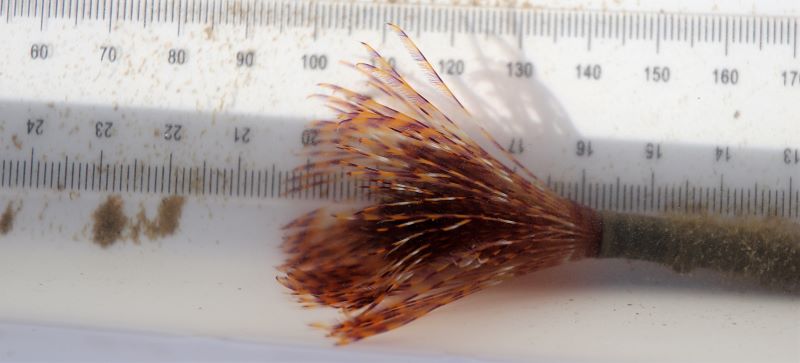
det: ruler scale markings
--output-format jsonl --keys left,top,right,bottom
{"left": 736, "top": 16, "right": 743, "bottom": 44}
{"left": 35, "top": 160, "right": 41, "bottom": 189}
{"left": 134, "top": 160, "right": 140, "bottom": 192}
{"left": 567, "top": 182, "right": 572, "bottom": 201}
{"left": 201, "top": 161, "right": 207, "bottom": 195}
{"left": 174, "top": 164, "right": 180, "bottom": 195}
{"left": 725, "top": 187, "right": 730, "bottom": 216}
{"left": 586, "top": 12, "right": 592, "bottom": 50}
{"left": 712, "top": 16, "right": 717, "bottom": 43}
{"left": 178, "top": 166, "right": 184, "bottom": 194}
{"left": 241, "top": 166, "right": 247, "bottom": 197}
{"left": 738, "top": 188, "right": 743, "bottom": 216}
{"left": 621, "top": 184, "right": 627, "bottom": 211}
{"left": 796, "top": 189, "right": 799, "bottom": 218}
{"left": 228, "top": 168, "right": 233, "bottom": 196}
{"left": 595, "top": 11, "right": 600, "bottom": 39}
{"left": 276, "top": 169, "right": 281, "bottom": 198}
{"left": 755, "top": 183, "right": 761, "bottom": 216}
{"left": 672, "top": 186, "right": 678, "bottom": 213}
{"left": 47, "top": 162, "right": 53, "bottom": 189}
{"left": 767, "top": 190, "right": 772, "bottom": 216}
{"left": 20, "top": 159, "right": 26, "bottom": 189}
{"left": 37, "top": 0, "right": 42, "bottom": 29}
{"left": 53, "top": 162, "right": 59, "bottom": 190}
{"left": 220, "top": 168, "right": 225, "bottom": 195}
{"left": 235, "top": 155, "right": 241, "bottom": 197}
{"left": 770, "top": 18, "right": 775, "bottom": 44}
{"left": 748, "top": 17, "right": 752, "bottom": 44}
{"left": 175, "top": 0, "right": 181, "bottom": 33}
{"left": 543, "top": 11, "right": 549, "bottom": 39}
{"left": 260, "top": 168, "right": 266, "bottom": 198}
{"left": 38, "top": 161, "right": 45, "bottom": 189}
{"left": 210, "top": 168, "right": 215, "bottom": 195}
{"left": 248, "top": 169, "right": 252, "bottom": 197}
{"left": 524, "top": 7, "right": 530, "bottom": 36}
{"left": 766, "top": 189, "right": 777, "bottom": 217}
{"left": 794, "top": 19, "right": 798, "bottom": 58}
{"left": 580, "top": 169, "right": 586, "bottom": 205}
{"left": 64, "top": 160, "right": 75, "bottom": 190}
{"left": 574, "top": 182, "right": 579, "bottom": 205}
{"left": 27, "top": 148, "right": 34, "bottom": 188}
{"left": 77, "top": 162, "right": 83, "bottom": 190}
{"left": 656, "top": 14, "right": 661, "bottom": 53}
{"left": 241, "top": 0, "right": 247, "bottom": 28}
{"left": 712, "top": 187, "right": 719, "bottom": 213}
{"left": 780, "top": 189, "right": 785, "bottom": 217}
{"left": 669, "top": 13, "right": 674, "bottom": 41}
{"left": 637, "top": 184, "right": 642, "bottom": 212}
{"left": 188, "top": 166, "right": 194, "bottom": 194}
{"left": 790, "top": 177, "right": 794, "bottom": 218}
{"left": 724, "top": 17, "right": 729, "bottom": 55}
{"left": 104, "top": 0, "right": 112, "bottom": 31}
{"left": 110, "top": 162, "right": 116, "bottom": 192}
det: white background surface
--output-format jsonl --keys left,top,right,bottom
{"left": 0, "top": 0, "right": 798, "bottom": 362}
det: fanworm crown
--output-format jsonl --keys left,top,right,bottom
{"left": 278, "top": 24, "right": 603, "bottom": 344}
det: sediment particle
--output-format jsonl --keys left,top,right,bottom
{"left": 92, "top": 195, "right": 127, "bottom": 247}
{"left": 0, "top": 202, "right": 16, "bottom": 235}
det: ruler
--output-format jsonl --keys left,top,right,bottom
{"left": 0, "top": 0, "right": 798, "bottom": 222}
{"left": 0, "top": 0, "right": 798, "bottom": 220}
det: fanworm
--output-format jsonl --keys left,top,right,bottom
{"left": 278, "top": 24, "right": 800, "bottom": 344}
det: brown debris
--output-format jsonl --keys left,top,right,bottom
{"left": 0, "top": 202, "right": 18, "bottom": 235}
{"left": 91, "top": 195, "right": 186, "bottom": 247}
{"left": 130, "top": 196, "right": 186, "bottom": 241}
{"left": 92, "top": 195, "right": 128, "bottom": 247}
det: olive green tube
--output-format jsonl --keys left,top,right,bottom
{"left": 598, "top": 212, "right": 800, "bottom": 291}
